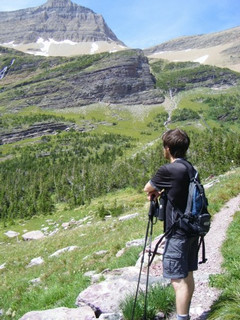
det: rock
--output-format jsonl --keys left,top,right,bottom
{"left": 147, "top": 235, "right": 166, "bottom": 255}
{"left": 126, "top": 238, "right": 145, "bottom": 247}
{"left": 94, "top": 250, "right": 108, "bottom": 256}
{"left": 62, "top": 222, "right": 71, "bottom": 229}
{"left": 22, "top": 230, "right": 45, "bottom": 241}
{"left": 29, "top": 277, "right": 41, "bottom": 285}
{"left": 84, "top": 270, "right": 97, "bottom": 278}
{"left": 135, "top": 235, "right": 166, "bottom": 268}
{"left": 0, "top": 263, "right": 6, "bottom": 270}
{"left": 0, "top": 0, "right": 125, "bottom": 55}
{"left": 19, "top": 306, "right": 96, "bottom": 320}
{"left": 48, "top": 228, "right": 59, "bottom": 236}
{"left": 76, "top": 266, "right": 166, "bottom": 315}
{"left": 5, "top": 308, "right": 13, "bottom": 316}
{"left": 98, "top": 313, "right": 122, "bottom": 320}
{"left": 118, "top": 213, "right": 139, "bottom": 221}
{"left": 143, "top": 27, "right": 240, "bottom": 72}
{"left": 154, "top": 311, "right": 165, "bottom": 319}
{"left": 49, "top": 246, "right": 78, "bottom": 257}
{"left": 41, "top": 227, "right": 49, "bottom": 232}
{"left": 4, "top": 230, "right": 20, "bottom": 238}
{"left": 76, "top": 277, "right": 137, "bottom": 314}
{"left": 0, "top": 122, "right": 77, "bottom": 145}
{"left": 116, "top": 248, "right": 125, "bottom": 257}
{"left": 26, "top": 257, "right": 44, "bottom": 268}
{"left": 0, "top": 48, "right": 164, "bottom": 114}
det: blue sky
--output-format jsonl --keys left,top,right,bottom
{"left": 0, "top": 0, "right": 239, "bottom": 48}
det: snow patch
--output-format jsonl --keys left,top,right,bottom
{"left": 1, "top": 41, "right": 17, "bottom": 47}
{"left": 194, "top": 55, "right": 209, "bottom": 64}
{"left": 27, "top": 38, "right": 78, "bottom": 56}
{"left": 153, "top": 51, "right": 165, "bottom": 55}
{"left": 90, "top": 43, "right": 99, "bottom": 54}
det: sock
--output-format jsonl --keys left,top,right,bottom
{"left": 177, "top": 314, "right": 189, "bottom": 320}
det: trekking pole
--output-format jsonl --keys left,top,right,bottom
{"left": 131, "top": 216, "right": 151, "bottom": 320}
{"left": 131, "top": 198, "right": 156, "bottom": 320}
{"left": 143, "top": 208, "right": 154, "bottom": 320}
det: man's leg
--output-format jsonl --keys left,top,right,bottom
{"left": 171, "top": 271, "right": 194, "bottom": 317}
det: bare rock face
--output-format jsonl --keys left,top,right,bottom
{"left": 0, "top": 0, "right": 124, "bottom": 45}
{"left": 0, "top": 122, "right": 78, "bottom": 145}
{"left": 0, "top": 0, "right": 126, "bottom": 56}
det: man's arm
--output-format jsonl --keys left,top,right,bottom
{"left": 144, "top": 181, "right": 160, "bottom": 200}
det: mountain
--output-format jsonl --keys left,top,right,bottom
{"left": 144, "top": 26, "right": 240, "bottom": 72}
{"left": 0, "top": 47, "right": 164, "bottom": 111}
{"left": 0, "top": 0, "right": 126, "bottom": 56}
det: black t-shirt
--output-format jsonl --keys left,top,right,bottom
{"left": 150, "top": 160, "right": 190, "bottom": 234}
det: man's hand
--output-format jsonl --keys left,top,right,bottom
{"left": 144, "top": 181, "right": 162, "bottom": 201}
{"left": 147, "top": 190, "right": 160, "bottom": 201}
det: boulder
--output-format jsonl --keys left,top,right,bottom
{"left": 76, "top": 266, "right": 166, "bottom": 315}
{"left": 19, "top": 306, "right": 96, "bottom": 320}
{"left": 22, "top": 230, "right": 45, "bottom": 241}
{"left": 4, "top": 230, "right": 20, "bottom": 238}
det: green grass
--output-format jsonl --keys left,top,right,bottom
{"left": 0, "top": 187, "right": 155, "bottom": 319}
{"left": 0, "top": 103, "right": 168, "bottom": 160}
{"left": 208, "top": 211, "right": 240, "bottom": 320}
{"left": 121, "top": 284, "right": 175, "bottom": 320}
{"left": 205, "top": 168, "right": 240, "bottom": 215}
{"left": 0, "top": 168, "right": 240, "bottom": 319}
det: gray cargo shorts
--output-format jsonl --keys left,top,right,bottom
{"left": 162, "top": 235, "right": 199, "bottom": 279}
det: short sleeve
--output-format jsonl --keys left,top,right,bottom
{"left": 150, "top": 165, "right": 172, "bottom": 191}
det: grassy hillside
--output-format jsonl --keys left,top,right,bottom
{"left": 0, "top": 167, "right": 240, "bottom": 319}
{"left": 1, "top": 48, "right": 240, "bottom": 318}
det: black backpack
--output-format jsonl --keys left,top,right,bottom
{"left": 149, "top": 159, "right": 211, "bottom": 265}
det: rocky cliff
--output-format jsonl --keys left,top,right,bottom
{"left": 0, "top": 0, "right": 126, "bottom": 56}
{"left": 0, "top": 48, "right": 164, "bottom": 109}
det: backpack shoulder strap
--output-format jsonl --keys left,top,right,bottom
{"left": 175, "top": 158, "right": 197, "bottom": 180}
{"left": 174, "top": 159, "right": 198, "bottom": 214}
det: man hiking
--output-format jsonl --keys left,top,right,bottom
{"left": 144, "top": 128, "right": 199, "bottom": 320}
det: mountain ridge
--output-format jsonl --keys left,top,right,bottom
{"left": 144, "top": 26, "right": 240, "bottom": 72}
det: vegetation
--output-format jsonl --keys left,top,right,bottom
{"left": 208, "top": 211, "right": 240, "bottom": 319}
{"left": 121, "top": 284, "right": 175, "bottom": 320}
{"left": 1, "top": 127, "right": 240, "bottom": 225}
{"left": 171, "top": 108, "right": 200, "bottom": 122}
{"left": 198, "top": 93, "right": 240, "bottom": 123}
{"left": 0, "top": 168, "right": 240, "bottom": 319}
{"left": 150, "top": 59, "right": 240, "bottom": 93}
{"left": 0, "top": 113, "right": 71, "bottom": 132}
